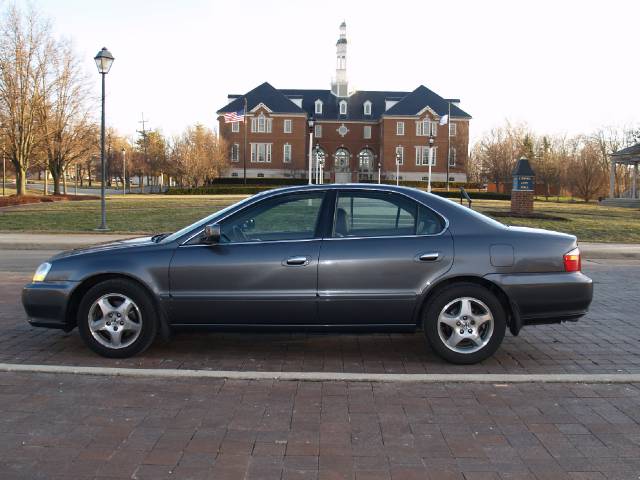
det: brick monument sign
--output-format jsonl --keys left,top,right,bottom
{"left": 511, "top": 157, "right": 535, "bottom": 215}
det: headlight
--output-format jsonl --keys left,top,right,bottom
{"left": 33, "top": 262, "right": 52, "bottom": 282}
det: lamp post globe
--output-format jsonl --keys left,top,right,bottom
{"left": 94, "top": 47, "right": 114, "bottom": 231}
{"left": 94, "top": 47, "right": 114, "bottom": 74}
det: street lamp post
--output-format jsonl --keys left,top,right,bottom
{"left": 121, "top": 148, "right": 126, "bottom": 195}
{"left": 395, "top": 151, "right": 401, "bottom": 186}
{"left": 94, "top": 47, "right": 114, "bottom": 231}
{"left": 2, "top": 147, "right": 5, "bottom": 197}
{"left": 307, "top": 119, "right": 314, "bottom": 184}
{"left": 313, "top": 145, "right": 321, "bottom": 184}
{"left": 427, "top": 136, "right": 435, "bottom": 193}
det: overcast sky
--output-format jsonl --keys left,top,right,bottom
{"left": 26, "top": 0, "right": 639, "bottom": 143}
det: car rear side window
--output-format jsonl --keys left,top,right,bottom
{"left": 219, "top": 192, "right": 325, "bottom": 243}
{"left": 331, "top": 192, "right": 408, "bottom": 238}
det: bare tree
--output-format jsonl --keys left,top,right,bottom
{"left": 173, "top": 124, "right": 228, "bottom": 187}
{"left": 38, "top": 40, "right": 97, "bottom": 194}
{"left": 0, "top": 5, "right": 50, "bottom": 195}
{"left": 568, "top": 138, "right": 607, "bottom": 202}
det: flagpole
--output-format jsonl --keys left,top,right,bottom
{"left": 243, "top": 97, "right": 248, "bottom": 185}
{"left": 446, "top": 100, "right": 451, "bottom": 192}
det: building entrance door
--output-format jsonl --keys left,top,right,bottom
{"left": 358, "top": 149, "right": 374, "bottom": 182}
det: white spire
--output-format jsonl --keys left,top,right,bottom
{"left": 332, "top": 22, "right": 348, "bottom": 97}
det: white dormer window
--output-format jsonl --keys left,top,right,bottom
{"left": 363, "top": 101, "right": 372, "bottom": 116}
{"left": 339, "top": 100, "right": 347, "bottom": 115}
{"left": 315, "top": 99, "right": 323, "bottom": 115}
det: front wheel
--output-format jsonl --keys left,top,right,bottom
{"left": 77, "top": 279, "right": 158, "bottom": 358}
{"left": 423, "top": 283, "right": 506, "bottom": 364}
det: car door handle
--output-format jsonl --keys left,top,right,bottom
{"left": 418, "top": 252, "right": 440, "bottom": 262}
{"left": 284, "top": 256, "right": 310, "bottom": 266}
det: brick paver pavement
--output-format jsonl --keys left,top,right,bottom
{"left": 0, "top": 261, "right": 638, "bottom": 374}
{"left": 2, "top": 372, "right": 640, "bottom": 479}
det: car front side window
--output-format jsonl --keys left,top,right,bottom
{"left": 218, "top": 192, "right": 325, "bottom": 243}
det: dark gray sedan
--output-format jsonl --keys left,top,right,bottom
{"left": 22, "top": 184, "right": 593, "bottom": 364}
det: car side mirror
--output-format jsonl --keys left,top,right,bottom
{"left": 203, "top": 224, "right": 221, "bottom": 244}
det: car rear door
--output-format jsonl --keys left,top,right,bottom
{"left": 168, "top": 191, "right": 327, "bottom": 325}
{"left": 318, "top": 189, "right": 454, "bottom": 326}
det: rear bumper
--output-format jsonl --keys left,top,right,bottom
{"left": 22, "top": 281, "right": 78, "bottom": 331}
{"left": 484, "top": 271, "right": 593, "bottom": 334}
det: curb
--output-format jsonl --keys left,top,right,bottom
{"left": 1, "top": 363, "right": 640, "bottom": 383}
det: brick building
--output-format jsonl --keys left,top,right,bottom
{"left": 217, "top": 22, "right": 471, "bottom": 183}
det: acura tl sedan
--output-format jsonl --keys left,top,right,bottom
{"left": 23, "top": 185, "right": 593, "bottom": 364}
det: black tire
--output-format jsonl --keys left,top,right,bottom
{"left": 77, "top": 279, "right": 158, "bottom": 358}
{"left": 423, "top": 283, "right": 506, "bottom": 364}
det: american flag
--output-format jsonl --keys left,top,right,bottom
{"left": 223, "top": 110, "right": 245, "bottom": 123}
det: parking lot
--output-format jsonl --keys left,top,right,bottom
{"left": 2, "top": 251, "right": 640, "bottom": 479}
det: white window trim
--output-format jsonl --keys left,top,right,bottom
{"left": 396, "top": 121, "right": 404, "bottom": 136}
{"left": 250, "top": 143, "right": 272, "bottom": 163}
{"left": 416, "top": 119, "right": 438, "bottom": 137}
{"left": 251, "top": 113, "right": 272, "bottom": 133}
{"left": 339, "top": 100, "right": 347, "bottom": 115}
{"left": 231, "top": 143, "right": 240, "bottom": 162}
{"left": 415, "top": 146, "right": 437, "bottom": 166}
{"left": 314, "top": 124, "right": 322, "bottom": 138}
{"left": 363, "top": 125, "right": 371, "bottom": 139}
{"left": 283, "top": 143, "right": 292, "bottom": 163}
{"left": 283, "top": 119, "right": 292, "bottom": 134}
{"left": 315, "top": 99, "right": 323, "bottom": 115}
{"left": 231, "top": 122, "right": 239, "bottom": 133}
{"left": 363, "top": 101, "right": 372, "bottom": 116}
{"left": 448, "top": 147, "right": 456, "bottom": 167}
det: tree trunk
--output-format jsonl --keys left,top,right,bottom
{"left": 62, "top": 168, "right": 67, "bottom": 195}
{"left": 15, "top": 167, "right": 27, "bottom": 196}
{"left": 52, "top": 171, "right": 62, "bottom": 195}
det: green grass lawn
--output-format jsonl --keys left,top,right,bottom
{"left": 0, "top": 193, "right": 639, "bottom": 243}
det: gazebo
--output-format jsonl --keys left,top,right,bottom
{"left": 602, "top": 143, "right": 640, "bottom": 207}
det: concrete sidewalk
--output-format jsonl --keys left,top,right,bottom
{"left": 0, "top": 232, "right": 639, "bottom": 258}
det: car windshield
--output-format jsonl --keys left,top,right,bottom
{"left": 159, "top": 194, "right": 261, "bottom": 244}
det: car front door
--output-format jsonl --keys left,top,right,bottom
{"left": 318, "top": 190, "right": 454, "bottom": 325}
{"left": 168, "top": 191, "right": 327, "bottom": 325}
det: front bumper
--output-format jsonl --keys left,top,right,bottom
{"left": 484, "top": 271, "right": 593, "bottom": 334}
{"left": 22, "top": 281, "right": 78, "bottom": 331}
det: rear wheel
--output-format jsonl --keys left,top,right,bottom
{"left": 77, "top": 279, "right": 158, "bottom": 358}
{"left": 423, "top": 283, "right": 506, "bottom": 364}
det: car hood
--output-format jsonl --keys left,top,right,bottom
{"left": 50, "top": 236, "right": 155, "bottom": 261}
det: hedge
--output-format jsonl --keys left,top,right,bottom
{"left": 167, "top": 184, "right": 511, "bottom": 200}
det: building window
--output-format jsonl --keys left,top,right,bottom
{"left": 448, "top": 147, "right": 456, "bottom": 167}
{"left": 231, "top": 122, "right": 239, "bottom": 133}
{"left": 416, "top": 119, "right": 437, "bottom": 136}
{"left": 396, "top": 121, "right": 404, "bottom": 135}
{"left": 449, "top": 123, "right": 457, "bottom": 136}
{"left": 314, "top": 124, "right": 322, "bottom": 138}
{"left": 339, "top": 100, "right": 347, "bottom": 115}
{"left": 415, "top": 146, "right": 436, "bottom": 166}
{"left": 363, "top": 101, "right": 372, "bottom": 116}
{"left": 283, "top": 143, "right": 292, "bottom": 163}
{"left": 395, "top": 146, "right": 404, "bottom": 165}
{"left": 230, "top": 143, "right": 240, "bottom": 162}
{"left": 250, "top": 143, "right": 272, "bottom": 163}
{"left": 363, "top": 125, "right": 371, "bottom": 139}
{"left": 251, "top": 113, "right": 272, "bottom": 133}
{"left": 315, "top": 99, "right": 323, "bottom": 115}
{"left": 284, "top": 119, "right": 292, "bottom": 133}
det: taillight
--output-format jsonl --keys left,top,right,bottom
{"left": 564, "top": 247, "right": 581, "bottom": 272}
